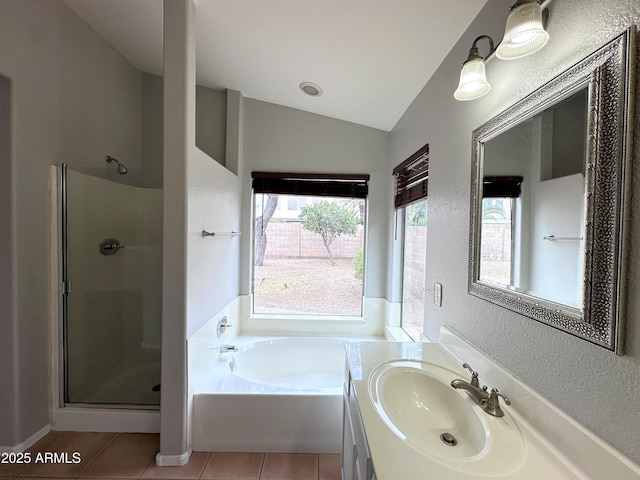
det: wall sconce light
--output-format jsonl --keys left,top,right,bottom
{"left": 454, "top": 0, "right": 550, "bottom": 101}
{"left": 454, "top": 35, "right": 495, "bottom": 101}
{"left": 495, "top": 0, "right": 549, "bottom": 60}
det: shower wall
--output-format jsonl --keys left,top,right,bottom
{"left": 65, "top": 168, "right": 162, "bottom": 405}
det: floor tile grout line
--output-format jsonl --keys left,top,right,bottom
{"left": 16, "top": 431, "right": 110, "bottom": 480}
{"left": 193, "top": 452, "right": 210, "bottom": 480}
{"left": 76, "top": 432, "right": 122, "bottom": 478}
{"left": 161, "top": 451, "right": 210, "bottom": 480}
{"left": 140, "top": 454, "right": 156, "bottom": 478}
{"left": 257, "top": 452, "right": 265, "bottom": 480}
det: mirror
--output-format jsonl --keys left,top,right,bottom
{"left": 468, "top": 27, "right": 635, "bottom": 354}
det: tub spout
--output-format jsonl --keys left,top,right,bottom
{"left": 220, "top": 344, "right": 238, "bottom": 353}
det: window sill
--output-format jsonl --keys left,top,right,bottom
{"left": 249, "top": 313, "right": 365, "bottom": 323}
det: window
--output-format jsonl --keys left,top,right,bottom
{"left": 479, "top": 197, "right": 513, "bottom": 287}
{"left": 393, "top": 144, "right": 429, "bottom": 341}
{"left": 479, "top": 176, "right": 522, "bottom": 288}
{"left": 400, "top": 200, "right": 428, "bottom": 341}
{"left": 252, "top": 172, "right": 368, "bottom": 317}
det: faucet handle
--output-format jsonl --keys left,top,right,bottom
{"left": 462, "top": 362, "right": 480, "bottom": 387}
{"left": 216, "top": 316, "right": 233, "bottom": 337}
{"left": 483, "top": 388, "right": 511, "bottom": 417}
{"left": 489, "top": 388, "right": 511, "bottom": 404}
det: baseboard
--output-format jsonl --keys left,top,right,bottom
{"left": 155, "top": 448, "right": 192, "bottom": 466}
{"left": 0, "top": 424, "right": 51, "bottom": 453}
{"left": 52, "top": 407, "right": 160, "bottom": 432}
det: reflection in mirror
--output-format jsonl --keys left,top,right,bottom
{"left": 479, "top": 88, "right": 588, "bottom": 309}
{"left": 468, "top": 27, "right": 635, "bottom": 354}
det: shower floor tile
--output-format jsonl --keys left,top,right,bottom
{"left": 5, "top": 432, "right": 341, "bottom": 480}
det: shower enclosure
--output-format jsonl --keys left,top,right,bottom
{"left": 60, "top": 164, "right": 162, "bottom": 407}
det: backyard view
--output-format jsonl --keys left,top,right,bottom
{"left": 479, "top": 198, "right": 512, "bottom": 287}
{"left": 401, "top": 200, "right": 427, "bottom": 341}
{"left": 254, "top": 259, "right": 363, "bottom": 315}
{"left": 253, "top": 194, "right": 365, "bottom": 316}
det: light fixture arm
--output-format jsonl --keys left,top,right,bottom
{"left": 464, "top": 35, "right": 495, "bottom": 64}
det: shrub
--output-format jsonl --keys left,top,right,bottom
{"left": 352, "top": 248, "right": 363, "bottom": 279}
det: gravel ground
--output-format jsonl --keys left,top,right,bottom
{"left": 253, "top": 258, "right": 363, "bottom": 316}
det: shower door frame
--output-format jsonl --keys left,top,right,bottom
{"left": 58, "top": 163, "right": 160, "bottom": 410}
{"left": 59, "top": 163, "right": 70, "bottom": 407}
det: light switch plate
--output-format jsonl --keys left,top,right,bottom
{"left": 434, "top": 282, "right": 442, "bottom": 307}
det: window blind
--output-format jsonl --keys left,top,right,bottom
{"left": 483, "top": 176, "right": 524, "bottom": 198}
{"left": 252, "top": 172, "right": 369, "bottom": 198}
{"left": 392, "top": 143, "right": 429, "bottom": 209}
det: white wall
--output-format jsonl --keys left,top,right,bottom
{"left": 186, "top": 148, "right": 241, "bottom": 338}
{"left": 0, "top": 0, "right": 142, "bottom": 449}
{"left": 389, "top": 0, "right": 640, "bottom": 465}
{"left": 527, "top": 172, "right": 583, "bottom": 306}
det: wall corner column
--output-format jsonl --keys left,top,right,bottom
{"left": 158, "top": 0, "right": 196, "bottom": 466}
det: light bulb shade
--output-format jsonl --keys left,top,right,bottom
{"left": 495, "top": 1, "right": 549, "bottom": 60}
{"left": 454, "top": 57, "right": 491, "bottom": 101}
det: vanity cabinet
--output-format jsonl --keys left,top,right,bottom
{"left": 342, "top": 371, "right": 376, "bottom": 480}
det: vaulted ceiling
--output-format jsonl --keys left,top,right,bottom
{"left": 63, "top": 0, "right": 487, "bottom": 131}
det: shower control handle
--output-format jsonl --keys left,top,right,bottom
{"left": 99, "top": 238, "right": 123, "bottom": 256}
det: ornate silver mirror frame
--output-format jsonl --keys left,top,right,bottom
{"left": 469, "top": 27, "right": 635, "bottom": 354}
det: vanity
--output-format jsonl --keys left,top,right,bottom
{"left": 342, "top": 338, "right": 640, "bottom": 479}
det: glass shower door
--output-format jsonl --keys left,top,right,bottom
{"left": 62, "top": 165, "right": 162, "bottom": 406}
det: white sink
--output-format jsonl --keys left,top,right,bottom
{"left": 368, "top": 360, "right": 527, "bottom": 476}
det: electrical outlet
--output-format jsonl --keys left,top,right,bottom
{"left": 434, "top": 282, "right": 442, "bottom": 307}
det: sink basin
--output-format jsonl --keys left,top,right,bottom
{"left": 368, "top": 360, "right": 526, "bottom": 475}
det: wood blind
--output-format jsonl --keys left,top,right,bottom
{"left": 483, "top": 176, "right": 524, "bottom": 198}
{"left": 252, "top": 172, "right": 369, "bottom": 198}
{"left": 392, "top": 143, "right": 429, "bottom": 208}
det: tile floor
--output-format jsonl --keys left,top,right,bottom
{"left": 0, "top": 432, "right": 341, "bottom": 480}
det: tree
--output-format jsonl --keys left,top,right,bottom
{"left": 481, "top": 199, "right": 508, "bottom": 222}
{"left": 406, "top": 201, "right": 427, "bottom": 226}
{"left": 299, "top": 201, "right": 358, "bottom": 265}
{"left": 254, "top": 194, "right": 278, "bottom": 266}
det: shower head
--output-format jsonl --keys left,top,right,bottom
{"left": 105, "top": 155, "right": 128, "bottom": 175}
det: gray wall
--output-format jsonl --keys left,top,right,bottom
{"left": 141, "top": 73, "right": 164, "bottom": 189}
{"left": 0, "top": 75, "right": 15, "bottom": 446}
{"left": 141, "top": 71, "right": 228, "bottom": 189}
{"left": 0, "top": 0, "right": 143, "bottom": 447}
{"left": 240, "top": 99, "right": 390, "bottom": 299}
{"left": 195, "top": 84, "right": 227, "bottom": 166}
{"left": 389, "top": 0, "right": 640, "bottom": 464}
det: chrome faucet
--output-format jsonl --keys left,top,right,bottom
{"left": 462, "top": 362, "right": 480, "bottom": 387}
{"left": 220, "top": 344, "right": 238, "bottom": 353}
{"left": 450, "top": 362, "right": 511, "bottom": 417}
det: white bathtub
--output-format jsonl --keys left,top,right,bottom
{"left": 230, "top": 337, "right": 345, "bottom": 391}
{"left": 192, "top": 336, "right": 365, "bottom": 453}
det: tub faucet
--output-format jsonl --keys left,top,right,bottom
{"left": 220, "top": 344, "right": 238, "bottom": 353}
{"left": 450, "top": 362, "right": 511, "bottom": 417}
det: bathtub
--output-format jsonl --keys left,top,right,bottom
{"left": 192, "top": 336, "right": 366, "bottom": 453}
